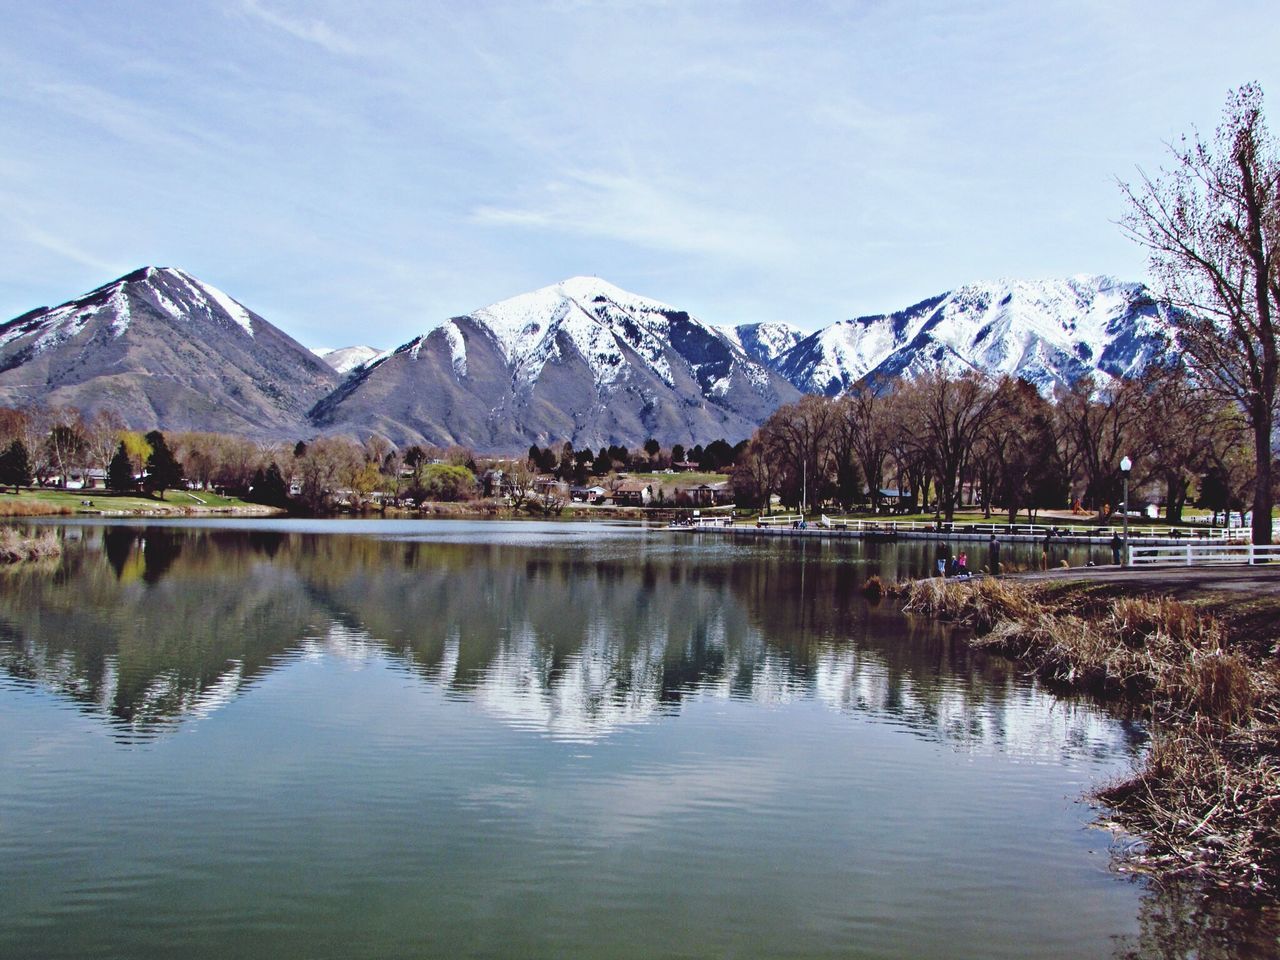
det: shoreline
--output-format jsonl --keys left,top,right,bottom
{"left": 899, "top": 570, "right": 1280, "bottom": 897}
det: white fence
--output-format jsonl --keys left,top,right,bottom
{"left": 1129, "top": 543, "right": 1280, "bottom": 566}
{"left": 814, "top": 515, "right": 1245, "bottom": 542}
{"left": 755, "top": 514, "right": 804, "bottom": 527}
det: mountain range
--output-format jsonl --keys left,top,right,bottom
{"left": 0, "top": 268, "right": 1173, "bottom": 451}
{"left": 741, "top": 276, "right": 1172, "bottom": 397}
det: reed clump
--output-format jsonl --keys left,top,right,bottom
{"left": 0, "top": 527, "right": 62, "bottom": 564}
{"left": 901, "top": 575, "right": 1278, "bottom": 894}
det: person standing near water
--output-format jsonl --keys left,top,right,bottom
{"left": 989, "top": 535, "right": 1000, "bottom": 575}
{"left": 1111, "top": 532, "right": 1123, "bottom": 565}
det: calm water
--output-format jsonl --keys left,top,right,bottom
{"left": 0, "top": 520, "right": 1273, "bottom": 959}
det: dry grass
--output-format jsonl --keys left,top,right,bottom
{"left": 0, "top": 498, "right": 72, "bottom": 517}
{"left": 0, "top": 527, "right": 62, "bottom": 563}
{"left": 1096, "top": 722, "right": 1280, "bottom": 893}
{"left": 902, "top": 575, "right": 1278, "bottom": 894}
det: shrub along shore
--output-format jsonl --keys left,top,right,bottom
{"left": 901, "top": 575, "right": 1279, "bottom": 897}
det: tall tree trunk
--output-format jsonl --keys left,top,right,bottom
{"left": 1251, "top": 407, "right": 1273, "bottom": 545}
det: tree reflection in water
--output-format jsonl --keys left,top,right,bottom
{"left": 0, "top": 521, "right": 1274, "bottom": 958}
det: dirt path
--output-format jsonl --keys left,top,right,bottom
{"left": 1012, "top": 564, "right": 1280, "bottom": 600}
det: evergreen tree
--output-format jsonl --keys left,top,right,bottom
{"left": 143, "top": 430, "right": 184, "bottom": 498}
{"left": 247, "top": 462, "right": 290, "bottom": 508}
{"left": 0, "top": 439, "right": 31, "bottom": 491}
{"left": 107, "top": 441, "right": 134, "bottom": 491}
{"left": 702, "top": 439, "right": 735, "bottom": 471}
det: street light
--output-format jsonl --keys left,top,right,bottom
{"left": 1120, "top": 456, "right": 1132, "bottom": 567}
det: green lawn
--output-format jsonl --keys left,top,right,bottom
{"left": 0, "top": 487, "right": 260, "bottom": 516}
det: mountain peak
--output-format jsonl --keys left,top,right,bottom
{"left": 0, "top": 268, "right": 338, "bottom": 437}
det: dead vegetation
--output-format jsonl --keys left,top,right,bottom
{"left": 902, "top": 576, "right": 1280, "bottom": 896}
{"left": 0, "top": 527, "right": 63, "bottom": 564}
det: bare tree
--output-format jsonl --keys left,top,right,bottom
{"left": 1138, "top": 366, "right": 1219, "bottom": 523}
{"left": 896, "top": 370, "right": 1001, "bottom": 522}
{"left": 0, "top": 407, "right": 29, "bottom": 449}
{"left": 982, "top": 378, "right": 1066, "bottom": 522}
{"left": 1120, "top": 83, "right": 1279, "bottom": 543}
{"left": 1055, "top": 375, "right": 1148, "bottom": 516}
{"left": 758, "top": 395, "right": 839, "bottom": 511}
{"left": 85, "top": 409, "right": 126, "bottom": 485}
{"left": 835, "top": 387, "right": 894, "bottom": 512}
{"left": 731, "top": 439, "right": 779, "bottom": 512}
{"left": 44, "top": 407, "right": 88, "bottom": 487}
{"left": 504, "top": 459, "right": 535, "bottom": 511}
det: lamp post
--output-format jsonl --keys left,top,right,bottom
{"left": 1120, "top": 456, "right": 1132, "bottom": 567}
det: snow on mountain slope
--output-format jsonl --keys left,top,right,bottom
{"left": 474, "top": 277, "right": 681, "bottom": 389}
{"left": 773, "top": 277, "right": 1171, "bottom": 396}
{"left": 310, "top": 276, "right": 801, "bottom": 450}
{"left": 313, "top": 345, "right": 381, "bottom": 375}
{"left": 0, "top": 267, "right": 338, "bottom": 436}
{"left": 723, "top": 321, "right": 805, "bottom": 368}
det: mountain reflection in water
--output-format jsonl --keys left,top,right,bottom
{"left": 3, "top": 520, "right": 1277, "bottom": 960}
{"left": 0, "top": 521, "right": 1140, "bottom": 761}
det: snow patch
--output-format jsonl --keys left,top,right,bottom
{"left": 441, "top": 322, "right": 467, "bottom": 378}
{"left": 170, "top": 268, "right": 255, "bottom": 337}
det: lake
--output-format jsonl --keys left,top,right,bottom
{"left": 0, "top": 519, "right": 1271, "bottom": 958}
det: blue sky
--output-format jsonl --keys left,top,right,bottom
{"left": 2, "top": 1, "right": 1278, "bottom": 350}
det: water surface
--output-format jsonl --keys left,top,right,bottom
{"left": 0, "top": 520, "right": 1265, "bottom": 958}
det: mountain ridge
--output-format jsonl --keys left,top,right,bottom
{"left": 734, "top": 275, "right": 1172, "bottom": 397}
{"left": 309, "top": 276, "right": 802, "bottom": 450}
{"left": 2, "top": 269, "right": 1176, "bottom": 451}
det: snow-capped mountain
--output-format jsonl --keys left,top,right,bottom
{"left": 0, "top": 267, "right": 339, "bottom": 435}
{"left": 310, "top": 276, "right": 801, "bottom": 450}
{"left": 313, "top": 345, "right": 380, "bottom": 375}
{"left": 722, "top": 321, "right": 805, "bottom": 369}
{"left": 763, "top": 276, "right": 1172, "bottom": 396}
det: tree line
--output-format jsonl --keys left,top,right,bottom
{"left": 524, "top": 437, "right": 745, "bottom": 484}
{"left": 731, "top": 366, "right": 1258, "bottom": 524}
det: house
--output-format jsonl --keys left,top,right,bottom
{"left": 673, "top": 481, "right": 734, "bottom": 507}
{"left": 610, "top": 479, "right": 654, "bottom": 506}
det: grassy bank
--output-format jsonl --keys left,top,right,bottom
{"left": 0, "top": 488, "right": 279, "bottom": 517}
{"left": 902, "top": 576, "right": 1280, "bottom": 896}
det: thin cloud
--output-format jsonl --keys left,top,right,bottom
{"left": 238, "top": 0, "right": 367, "bottom": 57}
{"left": 1, "top": 211, "right": 124, "bottom": 277}
{"left": 30, "top": 80, "right": 234, "bottom": 156}
{"left": 471, "top": 170, "right": 792, "bottom": 265}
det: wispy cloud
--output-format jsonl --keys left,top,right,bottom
{"left": 0, "top": 208, "right": 125, "bottom": 277}
{"left": 472, "top": 170, "right": 791, "bottom": 265}
{"left": 237, "top": 0, "right": 366, "bottom": 57}
{"left": 30, "top": 80, "right": 234, "bottom": 156}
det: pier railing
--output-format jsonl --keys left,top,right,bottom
{"left": 1129, "top": 543, "right": 1280, "bottom": 566}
